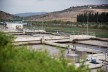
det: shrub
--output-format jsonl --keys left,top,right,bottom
{"left": 0, "top": 32, "right": 90, "bottom": 72}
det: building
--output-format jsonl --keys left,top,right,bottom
{"left": 6, "top": 22, "right": 26, "bottom": 30}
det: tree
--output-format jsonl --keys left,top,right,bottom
{"left": 77, "top": 12, "right": 108, "bottom": 23}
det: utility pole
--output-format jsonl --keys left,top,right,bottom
{"left": 86, "top": 6, "right": 92, "bottom": 35}
{"left": 42, "top": 21, "right": 43, "bottom": 30}
{"left": 87, "top": 12, "right": 89, "bottom": 35}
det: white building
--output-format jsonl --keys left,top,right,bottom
{"left": 6, "top": 22, "right": 25, "bottom": 30}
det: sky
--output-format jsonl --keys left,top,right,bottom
{"left": 0, "top": 0, "right": 108, "bottom": 14}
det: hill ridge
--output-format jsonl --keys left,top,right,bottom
{"left": 26, "top": 4, "right": 108, "bottom": 22}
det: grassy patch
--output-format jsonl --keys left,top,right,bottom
{"left": 33, "top": 26, "right": 108, "bottom": 38}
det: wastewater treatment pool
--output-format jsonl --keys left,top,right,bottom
{"left": 15, "top": 34, "right": 108, "bottom": 72}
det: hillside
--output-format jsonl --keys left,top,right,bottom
{"left": 0, "top": 11, "right": 21, "bottom": 20}
{"left": 0, "top": 11, "right": 15, "bottom": 20}
{"left": 26, "top": 4, "right": 108, "bottom": 22}
{"left": 15, "top": 12, "right": 47, "bottom": 17}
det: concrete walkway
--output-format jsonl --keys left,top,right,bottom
{"left": 77, "top": 40, "right": 108, "bottom": 47}
{"left": 14, "top": 34, "right": 104, "bottom": 53}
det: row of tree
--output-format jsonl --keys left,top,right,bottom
{"left": 77, "top": 12, "right": 108, "bottom": 23}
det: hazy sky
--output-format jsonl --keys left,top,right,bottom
{"left": 0, "top": 0, "right": 108, "bottom": 14}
